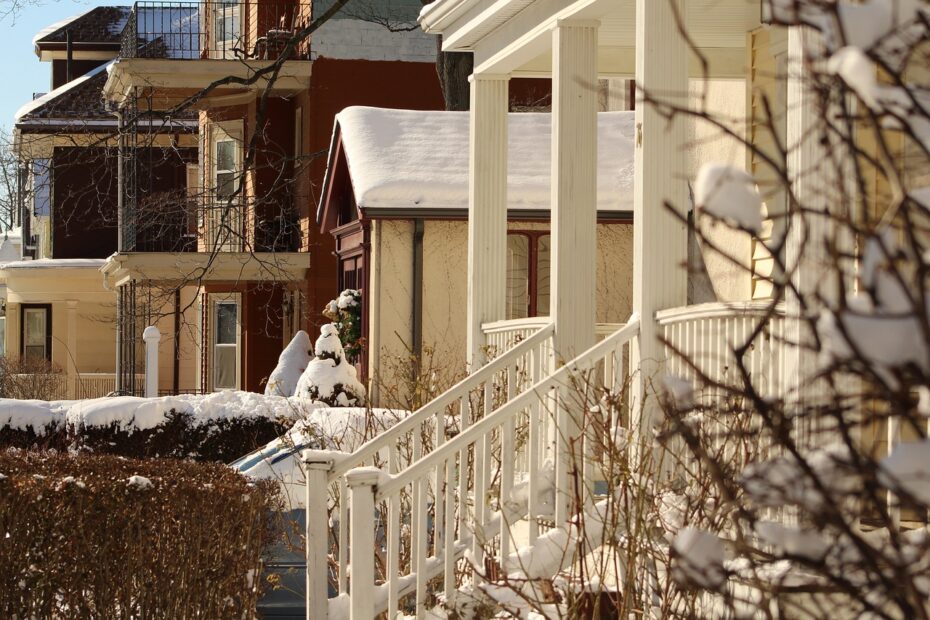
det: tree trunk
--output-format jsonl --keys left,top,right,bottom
{"left": 435, "top": 37, "right": 473, "bottom": 111}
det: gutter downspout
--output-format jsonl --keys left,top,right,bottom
{"left": 65, "top": 30, "right": 73, "bottom": 83}
{"left": 173, "top": 288, "right": 181, "bottom": 394}
{"left": 369, "top": 220, "right": 382, "bottom": 405}
{"left": 412, "top": 219, "right": 424, "bottom": 373}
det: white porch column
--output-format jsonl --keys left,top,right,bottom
{"left": 784, "top": 26, "right": 849, "bottom": 440}
{"left": 551, "top": 20, "right": 599, "bottom": 362}
{"left": 632, "top": 0, "right": 689, "bottom": 433}
{"left": 550, "top": 20, "right": 599, "bottom": 526}
{"left": 466, "top": 74, "right": 510, "bottom": 367}
{"left": 66, "top": 300, "right": 78, "bottom": 398}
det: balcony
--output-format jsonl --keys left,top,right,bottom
{"left": 122, "top": 188, "right": 300, "bottom": 254}
{"left": 120, "top": 1, "right": 312, "bottom": 61}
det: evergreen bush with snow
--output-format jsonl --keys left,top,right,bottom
{"left": 295, "top": 324, "right": 366, "bottom": 407}
{"left": 323, "top": 289, "right": 363, "bottom": 362}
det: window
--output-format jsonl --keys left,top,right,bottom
{"left": 212, "top": 297, "right": 240, "bottom": 390}
{"left": 215, "top": 139, "right": 237, "bottom": 199}
{"left": 208, "top": 122, "right": 243, "bottom": 251}
{"left": 506, "top": 232, "right": 551, "bottom": 319}
{"left": 340, "top": 255, "right": 364, "bottom": 292}
{"left": 213, "top": 2, "right": 241, "bottom": 57}
{"left": 21, "top": 305, "right": 51, "bottom": 361}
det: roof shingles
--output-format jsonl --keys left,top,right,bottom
{"left": 34, "top": 6, "right": 131, "bottom": 46}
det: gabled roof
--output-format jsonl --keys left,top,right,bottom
{"left": 15, "top": 62, "right": 115, "bottom": 128}
{"left": 319, "top": 106, "right": 635, "bottom": 226}
{"left": 33, "top": 6, "right": 131, "bottom": 52}
{"left": 15, "top": 61, "right": 198, "bottom": 132}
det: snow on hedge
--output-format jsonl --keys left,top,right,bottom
{"left": 0, "top": 390, "right": 310, "bottom": 435}
{"left": 264, "top": 330, "right": 313, "bottom": 397}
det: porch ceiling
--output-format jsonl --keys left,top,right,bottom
{"left": 102, "top": 58, "right": 312, "bottom": 109}
{"left": 101, "top": 251, "right": 309, "bottom": 289}
{"left": 423, "top": 0, "right": 760, "bottom": 76}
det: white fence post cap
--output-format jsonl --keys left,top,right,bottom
{"left": 142, "top": 325, "right": 161, "bottom": 342}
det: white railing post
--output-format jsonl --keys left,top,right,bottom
{"left": 142, "top": 325, "right": 160, "bottom": 398}
{"left": 302, "top": 451, "right": 333, "bottom": 620}
{"left": 347, "top": 468, "right": 379, "bottom": 620}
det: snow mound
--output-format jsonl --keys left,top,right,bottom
{"left": 127, "top": 475, "right": 153, "bottom": 490}
{"left": 671, "top": 528, "right": 726, "bottom": 589}
{"left": 232, "top": 407, "right": 409, "bottom": 509}
{"left": 2, "top": 391, "right": 307, "bottom": 436}
{"left": 879, "top": 440, "right": 930, "bottom": 505}
{"left": 265, "top": 331, "right": 313, "bottom": 397}
{"left": 818, "top": 231, "right": 930, "bottom": 381}
{"left": 694, "top": 163, "right": 764, "bottom": 234}
{"left": 295, "top": 324, "right": 366, "bottom": 407}
{"left": 0, "top": 399, "right": 67, "bottom": 433}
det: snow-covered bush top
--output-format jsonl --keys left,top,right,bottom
{"left": 294, "top": 324, "right": 366, "bottom": 408}
{"left": 264, "top": 330, "right": 313, "bottom": 397}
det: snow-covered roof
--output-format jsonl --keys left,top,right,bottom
{"left": 328, "top": 107, "right": 635, "bottom": 215}
{"left": 0, "top": 258, "right": 107, "bottom": 270}
{"left": 14, "top": 60, "right": 114, "bottom": 124}
{"left": 0, "top": 230, "right": 23, "bottom": 264}
{"left": 32, "top": 14, "right": 81, "bottom": 46}
{"left": 33, "top": 7, "right": 130, "bottom": 47}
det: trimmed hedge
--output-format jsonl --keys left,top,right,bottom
{"left": 0, "top": 410, "right": 290, "bottom": 463}
{"left": 0, "top": 450, "right": 282, "bottom": 618}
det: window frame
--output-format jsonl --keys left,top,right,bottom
{"left": 20, "top": 303, "right": 52, "bottom": 362}
{"left": 212, "top": 1, "right": 242, "bottom": 59}
{"left": 209, "top": 293, "right": 241, "bottom": 391}
{"left": 206, "top": 121, "right": 244, "bottom": 251}
{"left": 506, "top": 230, "right": 551, "bottom": 320}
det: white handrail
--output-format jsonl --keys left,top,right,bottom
{"left": 342, "top": 316, "right": 640, "bottom": 618}
{"left": 327, "top": 322, "right": 555, "bottom": 481}
{"left": 376, "top": 318, "right": 640, "bottom": 499}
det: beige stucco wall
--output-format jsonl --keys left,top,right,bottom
{"left": 148, "top": 286, "right": 202, "bottom": 394}
{"left": 2, "top": 268, "right": 116, "bottom": 374}
{"left": 366, "top": 219, "right": 634, "bottom": 405}
{"left": 368, "top": 220, "right": 416, "bottom": 403}
{"left": 689, "top": 78, "right": 753, "bottom": 302}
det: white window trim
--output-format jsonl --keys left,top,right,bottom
{"left": 206, "top": 120, "right": 244, "bottom": 251}
{"left": 209, "top": 292, "right": 242, "bottom": 392}
{"left": 212, "top": 1, "right": 243, "bottom": 60}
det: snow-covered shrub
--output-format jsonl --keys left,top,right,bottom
{"left": 0, "top": 450, "right": 280, "bottom": 617}
{"left": 323, "top": 289, "right": 363, "bottom": 362}
{"left": 0, "top": 391, "right": 305, "bottom": 461}
{"left": 295, "top": 324, "right": 366, "bottom": 407}
{"left": 264, "top": 330, "right": 313, "bottom": 397}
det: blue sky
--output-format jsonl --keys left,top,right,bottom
{"left": 0, "top": 0, "right": 113, "bottom": 131}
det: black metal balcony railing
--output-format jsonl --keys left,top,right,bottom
{"left": 120, "top": 1, "right": 312, "bottom": 60}
{"left": 123, "top": 190, "right": 301, "bottom": 253}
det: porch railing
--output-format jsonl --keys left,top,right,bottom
{"left": 656, "top": 301, "right": 788, "bottom": 403}
{"left": 303, "top": 324, "right": 557, "bottom": 618}
{"left": 482, "top": 317, "right": 625, "bottom": 359}
{"left": 333, "top": 318, "right": 640, "bottom": 618}
{"left": 120, "top": 1, "right": 312, "bottom": 60}
{"left": 7, "top": 372, "right": 145, "bottom": 400}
